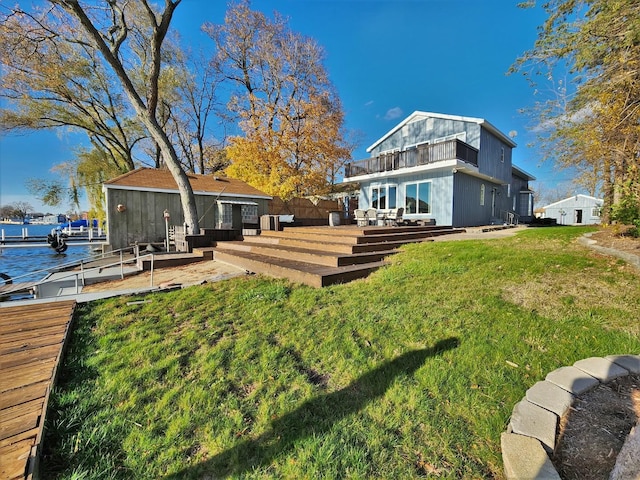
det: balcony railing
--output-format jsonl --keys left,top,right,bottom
{"left": 345, "top": 139, "right": 478, "bottom": 178}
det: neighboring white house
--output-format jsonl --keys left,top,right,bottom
{"left": 541, "top": 194, "right": 603, "bottom": 225}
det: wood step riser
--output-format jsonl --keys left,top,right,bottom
{"left": 320, "top": 264, "right": 384, "bottom": 287}
{"left": 244, "top": 236, "right": 358, "bottom": 254}
{"left": 280, "top": 225, "right": 450, "bottom": 236}
{"left": 259, "top": 228, "right": 463, "bottom": 245}
{"left": 214, "top": 251, "right": 323, "bottom": 287}
{"left": 210, "top": 226, "right": 463, "bottom": 287}
{"left": 260, "top": 230, "right": 359, "bottom": 244}
{"left": 240, "top": 235, "right": 438, "bottom": 253}
{"left": 214, "top": 251, "right": 384, "bottom": 287}
{"left": 215, "top": 242, "right": 394, "bottom": 267}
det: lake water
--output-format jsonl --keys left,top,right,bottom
{"left": 0, "top": 224, "right": 94, "bottom": 283}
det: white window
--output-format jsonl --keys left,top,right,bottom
{"left": 242, "top": 205, "right": 258, "bottom": 223}
{"left": 480, "top": 184, "right": 485, "bottom": 206}
{"left": 371, "top": 185, "right": 398, "bottom": 209}
{"left": 433, "top": 132, "right": 467, "bottom": 144}
{"left": 591, "top": 207, "right": 601, "bottom": 217}
{"left": 405, "top": 181, "right": 431, "bottom": 214}
{"left": 500, "top": 147, "right": 505, "bottom": 163}
{"left": 220, "top": 203, "right": 232, "bottom": 227}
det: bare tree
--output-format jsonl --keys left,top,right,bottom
{"left": 512, "top": 0, "right": 640, "bottom": 223}
{"left": 10, "top": 201, "right": 34, "bottom": 222}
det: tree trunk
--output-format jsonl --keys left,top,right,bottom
{"left": 54, "top": 0, "right": 200, "bottom": 234}
{"left": 146, "top": 119, "right": 200, "bottom": 232}
{"left": 602, "top": 156, "right": 613, "bottom": 224}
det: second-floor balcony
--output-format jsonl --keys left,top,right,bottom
{"left": 345, "top": 139, "right": 478, "bottom": 178}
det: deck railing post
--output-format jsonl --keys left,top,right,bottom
{"left": 150, "top": 254, "right": 154, "bottom": 287}
{"left": 120, "top": 250, "right": 124, "bottom": 279}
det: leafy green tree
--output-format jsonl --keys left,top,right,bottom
{"left": 0, "top": 7, "right": 140, "bottom": 172}
{"left": 512, "top": 0, "right": 640, "bottom": 223}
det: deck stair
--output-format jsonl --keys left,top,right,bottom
{"left": 209, "top": 225, "right": 464, "bottom": 287}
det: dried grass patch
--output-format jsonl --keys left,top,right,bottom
{"left": 501, "top": 269, "right": 640, "bottom": 335}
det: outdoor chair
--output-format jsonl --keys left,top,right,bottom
{"left": 354, "top": 209, "right": 368, "bottom": 226}
{"left": 367, "top": 208, "right": 378, "bottom": 226}
{"left": 387, "top": 207, "right": 404, "bottom": 226}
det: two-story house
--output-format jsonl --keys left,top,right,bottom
{"left": 343, "top": 111, "right": 535, "bottom": 227}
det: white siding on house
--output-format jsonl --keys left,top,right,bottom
{"left": 542, "top": 195, "right": 603, "bottom": 225}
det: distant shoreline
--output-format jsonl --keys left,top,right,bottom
{"left": 1, "top": 221, "right": 60, "bottom": 225}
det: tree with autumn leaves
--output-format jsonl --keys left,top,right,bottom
{"left": 1, "top": 0, "right": 354, "bottom": 226}
{"left": 205, "top": 1, "right": 354, "bottom": 200}
{"left": 513, "top": 0, "right": 640, "bottom": 224}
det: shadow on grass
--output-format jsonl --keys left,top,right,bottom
{"left": 41, "top": 305, "right": 102, "bottom": 474}
{"left": 165, "top": 337, "right": 459, "bottom": 479}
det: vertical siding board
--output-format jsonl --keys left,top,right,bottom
{"left": 453, "top": 173, "right": 493, "bottom": 227}
{"left": 105, "top": 190, "right": 271, "bottom": 250}
{"left": 478, "top": 128, "right": 512, "bottom": 183}
{"left": 511, "top": 175, "right": 528, "bottom": 217}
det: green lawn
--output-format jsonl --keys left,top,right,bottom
{"left": 42, "top": 226, "right": 640, "bottom": 479}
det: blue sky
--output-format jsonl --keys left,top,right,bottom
{"left": 0, "top": 0, "right": 573, "bottom": 213}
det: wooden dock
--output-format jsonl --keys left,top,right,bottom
{"left": 0, "top": 300, "right": 77, "bottom": 480}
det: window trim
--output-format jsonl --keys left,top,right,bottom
{"left": 404, "top": 180, "right": 432, "bottom": 215}
{"left": 370, "top": 184, "right": 398, "bottom": 210}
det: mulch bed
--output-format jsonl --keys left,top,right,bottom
{"left": 551, "top": 375, "right": 640, "bottom": 480}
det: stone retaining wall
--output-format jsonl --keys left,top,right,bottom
{"left": 501, "top": 354, "right": 640, "bottom": 479}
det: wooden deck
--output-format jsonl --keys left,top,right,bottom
{"left": 0, "top": 300, "right": 77, "bottom": 480}
{"left": 209, "top": 225, "right": 464, "bottom": 287}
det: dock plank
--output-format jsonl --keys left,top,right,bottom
{"left": 0, "top": 317, "right": 74, "bottom": 335}
{"left": 1, "top": 325, "right": 68, "bottom": 346}
{"left": 0, "top": 344, "right": 61, "bottom": 370}
{"left": 0, "top": 382, "right": 49, "bottom": 411}
{"left": 0, "top": 300, "right": 75, "bottom": 480}
{"left": 0, "top": 398, "right": 44, "bottom": 441}
{"left": 0, "top": 300, "right": 75, "bottom": 320}
{"left": 0, "top": 438, "right": 33, "bottom": 480}
{"left": 0, "top": 332, "right": 66, "bottom": 357}
{"left": 1, "top": 359, "right": 57, "bottom": 393}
